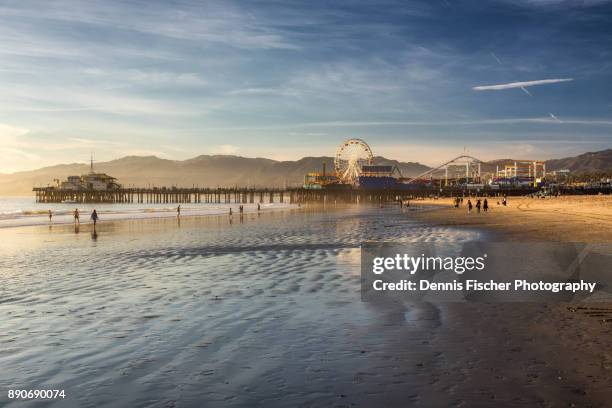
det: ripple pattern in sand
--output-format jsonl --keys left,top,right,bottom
{"left": 0, "top": 207, "right": 479, "bottom": 407}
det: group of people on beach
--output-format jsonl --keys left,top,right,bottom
{"left": 453, "top": 194, "right": 508, "bottom": 214}
{"left": 48, "top": 202, "right": 266, "bottom": 228}
{"left": 47, "top": 208, "right": 99, "bottom": 226}
{"left": 229, "top": 203, "right": 261, "bottom": 217}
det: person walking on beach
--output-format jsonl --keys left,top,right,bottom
{"left": 257, "top": 203, "right": 260, "bottom": 212}
{"left": 483, "top": 199, "right": 489, "bottom": 212}
{"left": 502, "top": 195, "right": 507, "bottom": 206}
{"left": 177, "top": 205, "right": 181, "bottom": 218}
{"left": 229, "top": 208, "right": 233, "bottom": 217}
{"left": 476, "top": 199, "right": 481, "bottom": 213}
{"left": 73, "top": 208, "right": 80, "bottom": 225}
{"left": 467, "top": 200, "right": 473, "bottom": 214}
{"left": 90, "top": 209, "right": 99, "bottom": 226}
{"left": 48, "top": 209, "right": 53, "bottom": 224}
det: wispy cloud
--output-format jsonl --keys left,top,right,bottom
{"left": 503, "top": 0, "right": 612, "bottom": 7}
{"left": 211, "top": 145, "right": 240, "bottom": 155}
{"left": 227, "top": 87, "right": 299, "bottom": 97}
{"left": 473, "top": 78, "right": 573, "bottom": 91}
{"left": 0, "top": 1, "right": 300, "bottom": 51}
{"left": 0, "top": 123, "right": 29, "bottom": 138}
{"left": 0, "top": 123, "right": 40, "bottom": 167}
{"left": 196, "top": 117, "right": 612, "bottom": 131}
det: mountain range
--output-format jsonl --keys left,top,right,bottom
{"left": 0, "top": 155, "right": 428, "bottom": 196}
{"left": 0, "top": 149, "right": 610, "bottom": 196}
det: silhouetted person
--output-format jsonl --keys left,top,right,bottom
{"left": 467, "top": 200, "right": 473, "bottom": 214}
{"left": 257, "top": 203, "right": 261, "bottom": 212}
{"left": 476, "top": 199, "right": 481, "bottom": 213}
{"left": 483, "top": 199, "right": 489, "bottom": 212}
{"left": 229, "top": 208, "right": 233, "bottom": 217}
{"left": 74, "top": 208, "right": 80, "bottom": 225}
{"left": 177, "top": 205, "right": 181, "bottom": 218}
{"left": 91, "top": 209, "right": 99, "bottom": 226}
{"left": 48, "top": 209, "right": 52, "bottom": 223}
{"left": 502, "top": 195, "right": 507, "bottom": 206}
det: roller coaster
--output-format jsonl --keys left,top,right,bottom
{"left": 405, "top": 154, "right": 486, "bottom": 185}
{"left": 405, "top": 154, "right": 547, "bottom": 188}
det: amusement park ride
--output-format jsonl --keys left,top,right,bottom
{"left": 304, "top": 138, "right": 547, "bottom": 190}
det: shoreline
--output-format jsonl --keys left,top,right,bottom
{"left": 409, "top": 195, "right": 612, "bottom": 243}
{"left": 0, "top": 202, "right": 298, "bottom": 230}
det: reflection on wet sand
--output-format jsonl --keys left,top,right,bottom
{"left": 0, "top": 206, "right": 610, "bottom": 407}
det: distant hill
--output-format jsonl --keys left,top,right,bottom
{"left": 1, "top": 149, "right": 609, "bottom": 196}
{"left": 545, "top": 149, "right": 612, "bottom": 173}
{"left": 0, "top": 154, "right": 430, "bottom": 196}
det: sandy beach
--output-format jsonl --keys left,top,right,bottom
{"left": 412, "top": 195, "right": 612, "bottom": 242}
{"left": 1, "top": 205, "right": 611, "bottom": 407}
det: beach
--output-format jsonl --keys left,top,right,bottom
{"left": 1, "top": 204, "right": 611, "bottom": 407}
{"left": 413, "top": 195, "right": 612, "bottom": 242}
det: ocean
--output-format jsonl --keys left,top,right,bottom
{"left": 0, "top": 196, "right": 292, "bottom": 228}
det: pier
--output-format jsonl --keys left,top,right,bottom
{"left": 33, "top": 185, "right": 610, "bottom": 205}
{"left": 33, "top": 186, "right": 424, "bottom": 205}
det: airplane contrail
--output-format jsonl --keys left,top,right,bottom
{"left": 520, "top": 86, "right": 532, "bottom": 96}
{"left": 473, "top": 78, "right": 573, "bottom": 91}
{"left": 549, "top": 113, "right": 563, "bottom": 123}
{"left": 490, "top": 52, "right": 502, "bottom": 65}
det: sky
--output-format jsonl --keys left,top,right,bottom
{"left": 1, "top": 0, "right": 612, "bottom": 172}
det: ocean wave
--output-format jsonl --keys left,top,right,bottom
{"left": 0, "top": 202, "right": 295, "bottom": 228}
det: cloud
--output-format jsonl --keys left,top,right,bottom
{"left": 0, "top": 123, "right": 29, "bottom": 138}
{"left": 197, "top": 116, "right": 612, "bottom": 131}
{"left": 227, "top": 87, "right": 299, "bottom": 97}
{"left": 0, "top": 123, "right": 41, "bottom": 167}
{"left": 211, "top": 144, "right": 240, "bottom": 155}
{"left": 472, "top": 78, "right": 573, "bottom": 91}
{"left": 0, "top": 1, "right": 299, "bottom": 51}
{"left": 502, "top": 0, "right": 612, "bottom": 6}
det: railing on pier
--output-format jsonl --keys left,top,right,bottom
{"left": 32, "top": 185, "right": 611, "bottom": 205}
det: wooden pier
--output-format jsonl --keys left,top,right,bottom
{"left": 33, "top": 186, "right": 421, "bottom": 205}
{"left": 34, "top": 185, "right": 607, "bottom": 205}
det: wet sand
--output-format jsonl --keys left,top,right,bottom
{"left": 412, "top": 195, "right": 612, "bottom": 242}
{"left": 1, "top": 206, "right": 611, "bottom": 407}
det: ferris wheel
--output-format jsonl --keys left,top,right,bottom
{"left": 335, "top": 138, "right": 373, "bottom": 184}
